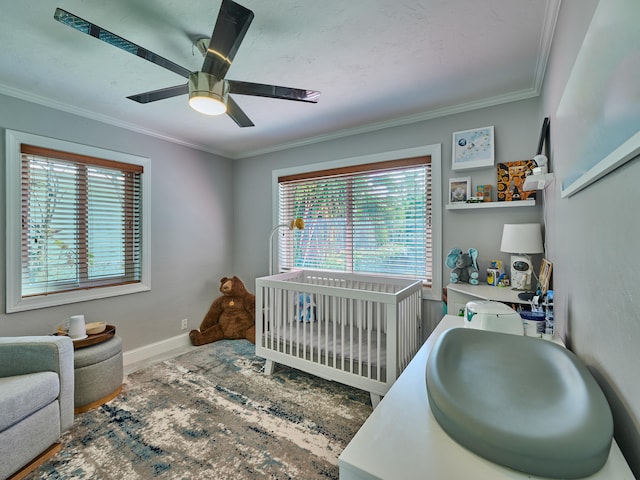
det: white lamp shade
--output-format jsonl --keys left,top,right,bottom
{"left": 500, "top": 223, "right": 544, "bottom": 254}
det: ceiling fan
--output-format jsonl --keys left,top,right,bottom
{"left": 53, "top": 0, "right": 320, "bottom": 127}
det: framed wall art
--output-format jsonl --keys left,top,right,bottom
{"left": 449, "top": 177, "right": 471, "bottom": 204}
{"left": 539, "top": 258, "right": 553, "bottom": 295}
{"left": 496, "top": 160, "right": 537, "bottom": 201}
{"left": 557, "top": 0, "right": 640, "bottom": 198}
{"left": 452, "top": 126, "right": 495, "bottom": 171}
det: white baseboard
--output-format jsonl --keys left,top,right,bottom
{"left": 122, "top": 332, "right": 192, "bottom": 367}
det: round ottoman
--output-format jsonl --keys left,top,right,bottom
{"left": 73, "top": 335, "right": 123, "bottom": 413}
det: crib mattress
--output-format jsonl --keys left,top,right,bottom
{"left": 262, "top": 320, "right": 388, "bottom": 378}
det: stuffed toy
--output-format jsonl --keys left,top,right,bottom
{"left": 446, "top": 248, "right": 480, "bottom": 285}
{"left": 189, "top": 276, "right": 256, "bottom": 346}
{"left": 297, "top": 293, "right": 316, "bottom": 323}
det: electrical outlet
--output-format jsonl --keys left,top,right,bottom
{"left": 181, "top": 318, "right": 188, "bottom": 330}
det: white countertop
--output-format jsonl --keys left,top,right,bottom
{"left": 338, "top": 315, "right": 633, "bottom": 480}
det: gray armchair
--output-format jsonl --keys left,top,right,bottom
{"left": 0, "top": 336, "right": 74, "bottom": 480}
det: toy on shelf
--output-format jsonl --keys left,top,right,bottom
{"left": 487, "top": 259, "right": 505, "bottom": 286}
{"left": 476, "top": 184, "right": 493, "bottom": 202}
{"left": 446, "top": 248, "right": 479, "bottom": 285}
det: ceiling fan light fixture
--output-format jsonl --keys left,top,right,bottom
{"left": 55, "top": 2, "right": 319, "bottom": 127}
{"left": 189, "top": 94, "right": 226, "bottom": 115}
{"left": 188, "top": 72, "right": 228, "bottom": 115}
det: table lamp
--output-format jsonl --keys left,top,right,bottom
{"left": 500, "top": 223, "right": 544, "bottom": 291}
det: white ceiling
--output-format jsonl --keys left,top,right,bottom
{"left": 0, "top": 0, "right": 560, "bottom": 159}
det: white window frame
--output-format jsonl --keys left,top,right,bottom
{"left": 272, "top": 144, "right": 442, "bottom": 301}
{"left": 5, "top": 129, "right": 151, "bottom": 313}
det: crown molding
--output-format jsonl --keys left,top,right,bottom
{"left": 234, "top": 87, "right": 540, "bottom": 159}
{"left": 0, "top": 83, "right": 231, "bottom": 158}
{"left": 0, "top": 82, "right": 540, "bottom": 161}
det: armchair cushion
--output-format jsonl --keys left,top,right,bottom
{"left": 0, "top": 336, "right": 74, "bottom": 431}
{"left": 0, "top": 336, "right": 74, "bottom": 479}
{"left": 0, "top": 372, "right": 59, "bottom": 431}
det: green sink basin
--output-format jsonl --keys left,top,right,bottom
{"left": 426, "top": 328, "right": 613, "bottom": 479}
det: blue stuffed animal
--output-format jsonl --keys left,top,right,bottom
{"left": 297, "top": 293, "right": 316, "bottom": 322}
{"left": 446, "top": 248, "right": 479, "bottom": 285}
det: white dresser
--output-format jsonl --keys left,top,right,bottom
{"left": 338, "top": 315, "right": 633, "bottom": 480}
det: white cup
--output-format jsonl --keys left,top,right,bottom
{"left": 68, "top": 315, "right": 86, "bottom": 339}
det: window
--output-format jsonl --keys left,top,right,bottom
{"left": 5, "top": 130, "right": 150, "bottom": 312}
{"left": 274, "top": 145, "right": 442, "bottom": 298}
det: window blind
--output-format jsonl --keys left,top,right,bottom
{"left": 20, "top": 144, "right": 143, "bottom": 297}
{"left": 278, "top": 157, "right": 432, "bottom": 285}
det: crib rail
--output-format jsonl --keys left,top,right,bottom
{"left": 255, "top": 270, "right": 422, "bottom": 400}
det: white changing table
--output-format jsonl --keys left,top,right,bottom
{"left": 338, "top": 315, "right": 633, "bottom": 479}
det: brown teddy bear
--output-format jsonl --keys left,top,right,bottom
{"left": 189, "top": 276, "right": 256, "bottom": 346}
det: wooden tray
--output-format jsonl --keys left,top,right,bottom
{"left": 53, "top": 324, "right": 116, "bottom": 349}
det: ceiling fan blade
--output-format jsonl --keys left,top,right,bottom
{"left": 228, "top": 80, "right": 320, "bottom": 103}
{"left": 201, "top": 0, "right": 254, "bottom": 79}
{"left": 127, "top": 84, "right": 189, "bottom": 104}
{"left": 226, "top": 96, "right": 254, "bottom": 127}
{"left": 54, "top": 8, "right": 191, "bottom": 79}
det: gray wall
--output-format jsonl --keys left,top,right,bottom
{"left": 540, "top": 0, "right": 639, "bottom": 474}
{"left": 0, "top": 93, "right": 234, "bottom": 352}
{"left": 233, "top": 97, "right": 543, "bottom": 337}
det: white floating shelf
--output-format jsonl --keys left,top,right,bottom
{"left": 446, "top": 199, "right": 536, "bottom": 210}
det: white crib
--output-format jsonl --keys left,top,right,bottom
{"left": 255, "top": 270, "right": 423, "bottom": 407}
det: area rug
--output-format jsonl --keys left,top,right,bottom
{"left": 26, "top": 340, "right": 372, "bottom": 480}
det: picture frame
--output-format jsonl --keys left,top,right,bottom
{"left": 538, "top": 258, "right": 553, "bottom": 295}
{"left": 449, "top": 177, "right": 471, "bottom": 203}
{"left": 557, "top": 0, "right": 640, "bottom": 198}
{"left": 452, "top": 126, "right": 495, "bottom": 171}
{"left": 536, "top": 117, "right": 550, "bottom": 156}
{"left": 496, "top": 160, "right": 537, "bottom": 201}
